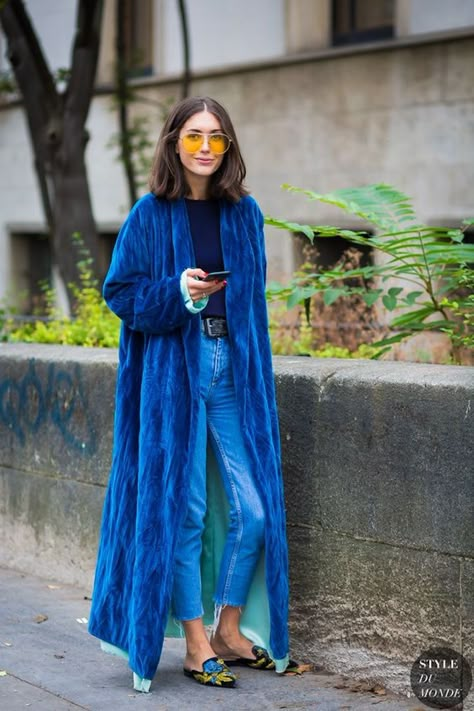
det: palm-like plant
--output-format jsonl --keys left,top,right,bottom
{"left": 266, "top": 184, "right": 474, "bottom": 362}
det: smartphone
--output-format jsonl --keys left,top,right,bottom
{"left": 202, "top": 270, "right": 231, "bottom": 282}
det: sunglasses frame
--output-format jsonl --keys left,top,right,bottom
{"left": 178, "top": 131, "right": 232, "bottom": 155}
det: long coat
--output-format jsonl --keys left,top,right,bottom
{"left": 88, "top": 193, "right": 289, "bottom": 687}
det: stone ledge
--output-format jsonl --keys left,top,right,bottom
{"left": 0, "top": 343, "right": 472, "bottom": 696}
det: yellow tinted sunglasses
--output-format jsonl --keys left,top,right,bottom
{"left": 180, "top": 132, "right": 232, "bottom": 155}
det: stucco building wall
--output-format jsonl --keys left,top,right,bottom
{"left": 0, "top": 1, "right": 473, "bottom": 362}
{"left": 1, "top": 33, "right": 473, "bottom": 290}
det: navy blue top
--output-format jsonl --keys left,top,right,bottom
{"left": 185, "top": 198, "right": 226, "bottom": 318}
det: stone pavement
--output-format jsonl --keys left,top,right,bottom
{"left": 0, "top": 567, "right": 425, "bottom": 711}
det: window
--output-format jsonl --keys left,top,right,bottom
{"left": 121, "top": 0, "right": 153, "bottom": 77}
{"left": 9, "top": 231, "right": 118, "bottom": 315}
{"left": 332, "top": 0, "right": 394, "bottom": 46}
{"left": 293, "top": 231, "right": 373, "bottom": 273}
{"left": 291, "top": 230, "right": 381, "bottom": 350}
{"left": 10, "top": 232, "right": 52, "bottom": 314}
{"left": 97, "top": 233, "right": 118, "bottom": 277}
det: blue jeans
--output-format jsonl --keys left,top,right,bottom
{"left": 171, "top": 332, "right": 266, "bottom": 621}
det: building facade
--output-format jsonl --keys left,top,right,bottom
{"left": 0, "top": 0, "right": 473, "bottom": 356}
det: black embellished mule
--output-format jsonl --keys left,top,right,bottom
{"left": 183, "top": 656, "right": 237, "bottom": 687}
{"left": 225, "top": 645, "right": 300, "bottom": 672}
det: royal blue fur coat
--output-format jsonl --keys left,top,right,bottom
{"left": 88, "top": 192, "right": 289, "bottom": 687}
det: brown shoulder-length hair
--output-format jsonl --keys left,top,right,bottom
{"left": 149, "top": 96, "right": 249, "bottom": 202}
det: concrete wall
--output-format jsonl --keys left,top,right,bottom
{"left": 276, "top": 356, "right": 474, "bottom": 696}
{"left": 0, "top": 343, "right": 472, "bottom": 696}
{"left": 0, "top": 345, "right": 116, "bottom": 582}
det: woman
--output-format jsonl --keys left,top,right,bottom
{"left": 88, "top": 96, "right": 291, "bottom": 692}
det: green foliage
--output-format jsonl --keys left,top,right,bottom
{"left": 266, "top": 184, "right": 474, "bottom": 362}
{"left": 0, "top": 67, "right": 72, "bottom": 96}
{"left": 440, "top": 265, "right": 474, "bottom": 350}
{"left": 108, "top": 60, "right": 175, "bottom": 198}
{"left": 4, "top": 234, "right": 120, "bottom": 347}
{"left": 0, "top": 304, "right": 7, "bottom": 342}
{"left": 53, "top": 66, "right": 72, "bottom": 89}
{"left": 269, "top": 307, "right": 378, "bottom": 359}
{"left": 0, "top": 69, "right": 16, "bottom": 95}
{"left": 108, "top": 114, "right": 156, "bottom": 192}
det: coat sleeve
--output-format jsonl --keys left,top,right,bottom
{"left": 103, "top": 202, "right": 195, "bottom": 334}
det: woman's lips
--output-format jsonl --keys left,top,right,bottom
{"left": 195, "top": 158, "right": 213, "bottom": 165}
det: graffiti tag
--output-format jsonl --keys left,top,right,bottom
{"left": 0, "top": 360, "right": 97, "bottom": 455}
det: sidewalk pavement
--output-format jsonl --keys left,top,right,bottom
{"left": 0, "top": 567, "right": 425, "bottom": 711}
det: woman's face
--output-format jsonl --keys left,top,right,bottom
{"left": 176, "top": 110, "right": 225, "bottom": 186}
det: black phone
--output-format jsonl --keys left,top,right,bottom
{"left": 202, "top": 270, "right": 231, "bottom": 282}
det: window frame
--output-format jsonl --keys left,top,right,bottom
{"left": 332, "top": 0, "right": 395, "bottom": 47}
{"left": 122, "top": 0, "right": 154, "bottom": 78}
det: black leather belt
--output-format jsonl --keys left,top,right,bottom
{"left": 201, "top": 317, "right": 228, "bottom": 338}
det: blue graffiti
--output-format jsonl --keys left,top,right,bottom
{"left": 0, "top": 360, "right": 97, "bottom": 455}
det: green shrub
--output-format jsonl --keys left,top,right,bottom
{"left": 440, "top": 265, "right": 474, "bottom": 351}
{"left": 269, "top": 306, "right": 379, "bottom": 359}
{"left": 4, "top": 237, "right": 120, "bottom": 348}
{"left": 266, "top": 184, "right": 474, "bottom": 363}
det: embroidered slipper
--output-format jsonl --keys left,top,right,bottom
{"left": 183, "top": 656, "right": 237, "bottom": 687}
{"left": 225, "top": 645, "right": 301, "bottom": 672}
{"left": 283, "top": 659, "right": 306, "bottom": 674}
{"left": 224, "top": 645, "right": 276, "bottom": 670}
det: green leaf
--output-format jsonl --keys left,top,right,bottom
{"left": 382, "top": 293, "right": 398, "bottom": 311}
{"left": 264, "top": 216, "right": 315, "bottom": 241}
{"left": 281, "top": 183, "right": 417, "bottom": 231}
{"left": 402, "top": 318, "right": 452, "bottom": 331}
{"left": 287, "top": 286, "right": 319, "bottom": 309}
{"left": 447, "top": 229, "right": 464, "bottom": 243}
{"left": 371, "top": 332, "right": 413, "bottom": 348}
{"left": 286, "top": 291, "right": 302, "bottom": 309}
{"left": 338, "top": 229, "right": 368, "bottom": 240}
{"left": 323, "top": 288, "right": 347, "bottom": 306}
{"left": 370, "top": 346, "right": 393, "bottom": 359}
{"left": 404, "top": 290, "right": 424, "bottom": 305}
{"left": 462, "top": 218, "right": 474, "bottom": 226}
{"left": 390, "top": 306, "right": 434, "bottom": 327}
{"left": 362, "top": 290, "right": 383, "bottom": 307}
{"left": 266, "top": 280, "right": 286, "bottom": 291}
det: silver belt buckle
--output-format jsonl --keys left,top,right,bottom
{"left": 202, "top": 317, "right": 227, "bottom": 337}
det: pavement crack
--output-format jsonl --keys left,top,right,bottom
{"left": 5, "top": 671, "right": 90, "bottom": 710}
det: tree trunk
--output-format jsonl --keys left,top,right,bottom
{"left": 51, "top": 134, "right": 99, "bottom": 290}
{"left": 177, "top": 0, "right": 190, "bottom": 98}
{"left": 116, "top": 0, "right": 138, "bottom": 209}
{"left": 0, "top": 0, "right": 103, "bottom": 310}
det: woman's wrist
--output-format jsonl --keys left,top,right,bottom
{"left": 180, "top": 269, "right": 208, "bottom": 313}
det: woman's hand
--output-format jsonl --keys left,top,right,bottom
{"left": 185, "top": 268, "right": 226, "bottom": 303}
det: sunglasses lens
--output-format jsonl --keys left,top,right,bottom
{"left": 181, "top": 133, "right": 203, "bottom": 153}
{"left": 208, "top": 134, "right": 230, "bottom": 154}
{"left": 181, "top": 133, "right": 230, "bottom": 154}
